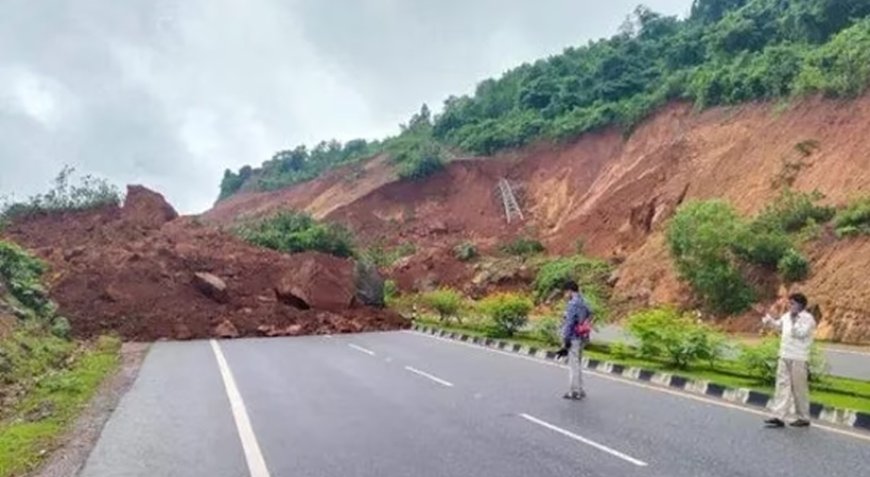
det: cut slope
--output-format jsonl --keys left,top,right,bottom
{"left": 205, "top": 96, "right": 870, "bottom": 343}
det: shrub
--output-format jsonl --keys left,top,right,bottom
{"left": 739, "top": 337, "right": 828, "bottom": 385}
{"left": 50, "top": 317, "right": 72, "bottom": 339}
{"left": 453, "top": 242, "right": 478, "bottom": 262}
{"left": 752, "top": 189, "right": 835, "bottom": 234}
{"left": 625, "top": 308, "right": 725, "bottom": 369}
{"left": 532, "top": 255, "right": 612, "bottom": 311}
{"left": 422, "top": 288, "right": 464, "bottom": 323}
{"left": 384, "top": 280, "right": 398, "bottom": 302}
{"left": 479, "top": 293, "right": 533, "bottom": 338}
{"left": 0, "top": 240, "right": 53, "bottom": 319}
{"left": 732, "top": 228, "right": 793, "bottom": 269}
{"left": 236, "top": 212, "right": 355, "bottom": 258}
{"left": 667, "top": 200, "right": 755, "bottom": 314}
{"left": 500, "top": 237, "right": 545, "bottom": 257}
{"left": 610, "top": 342, "right": 635, "bottom": 360}
{"left": 362, "top": 241, "right": 416, "bottom": 267}
{"left": 778, "top": 249, "right": 810, "bottom": 283}
{"left": 834, "top": 196, "right": 870, "bottom": 237}
{"left": 531, "top": 316, "right": 562, "bottom": 347}
{"left": 1, "top": 166, "right": 122, "bottom": 221}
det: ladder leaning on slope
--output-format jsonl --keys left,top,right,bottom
{"left": 497, "top": 178, "right": 524, "bottom": 224}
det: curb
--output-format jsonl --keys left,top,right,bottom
{"left": 412, "top": 324, "right": 870, "bottom": 433}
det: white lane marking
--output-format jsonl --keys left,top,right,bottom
{"left": 348, "top": 343, "right": 376, "bottom": 356}
{"left": 210, "top": 340, "right": 271, "bottom": 477}
{"left": 404, "top": 366, "right": 455, "bottom": 387}
{"left": 404, "top": 331, "right": 870, "bottom": 443}
{"left": 521, "top": 413, "right": 648, "bottom": 467}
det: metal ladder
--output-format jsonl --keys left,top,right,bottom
{"left": 497, "top": 178, "right": 524, "bottom": 223}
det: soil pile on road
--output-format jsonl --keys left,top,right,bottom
{"left": 2, "top": 186, "right": 407, "bottom": 340}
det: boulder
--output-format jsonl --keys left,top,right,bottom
{"left": 275, "top": 253, "right": 355, "bottom": 311}
{"left": 122, "top": 185, "right": 178, "bottom": 229}
{"left": 214, "top": 319, "right": 239, "bottom": 339}
{"left": 193, "top": 272, "right": 229, "bottom": 303}
{"left": 354, "top": 261, "right": 385, "bottom": 308}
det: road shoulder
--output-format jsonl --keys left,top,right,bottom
{"left": 32, "top": 342, "right": 150, "bottom": 477}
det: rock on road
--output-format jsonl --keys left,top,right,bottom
{"left": 80, "top": 332, "right": 870, "bottom": 477}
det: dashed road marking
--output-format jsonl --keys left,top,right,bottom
{"left": 520, "top": 413, "right": 648, "bottom": 467}
{"left": 348, "top": 343, "right": 376, "bottom": 356}
{"left": 404, "top": 366, "right": 454, "bottom": 387}
{"left": 405, "top": 330, "right": 870, "bottom": 443}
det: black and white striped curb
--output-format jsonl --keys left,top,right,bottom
{"left": 412, "top": 324, "right": 870, "bottom": 432}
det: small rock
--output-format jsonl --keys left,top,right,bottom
{"left": 63, "top": 246, "right": 86, "bottom": 262}
{"left": 193, "top": 272, "right": 229, "bottom": 303}
{"left": 214, "top": 319, "right": 239, "bottom": 339}
{"left": 174, "top": 323, "right": 193, "bottom": 340}
{"left": 286, "top": 324, "right": 303, "bottom": 336}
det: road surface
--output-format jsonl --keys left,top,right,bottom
{"left": 80, "top": 331, "right": 870, "bottom": 477}
{"left": 595, "top": 324, "right": 870, "bottom": 381}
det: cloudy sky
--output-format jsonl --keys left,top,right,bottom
{"left": 0, "top": 0, "right": 690, "bottom": 214}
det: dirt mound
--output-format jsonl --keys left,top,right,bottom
{"left": 1, "top": 188, "right": 408, "bottom": 340}
{"left": 205, "top": 95, "right": 870, "bottom": 343}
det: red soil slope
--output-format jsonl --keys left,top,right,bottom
{"left": 206, "top": 96, "right": 870, "bottom": 343}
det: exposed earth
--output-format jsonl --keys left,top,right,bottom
{"left": 206, "top": 96, "right": 870, "bottom": 344}
{"left": 1, "top": 186, "right": 407, "bottom": 340}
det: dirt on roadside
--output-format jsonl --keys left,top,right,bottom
{"left": 2, "top": 186, "right": 409, "bottom": 341}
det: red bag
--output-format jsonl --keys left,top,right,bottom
{"left": 575, "top": 320, "right": 592, "bottom": 340}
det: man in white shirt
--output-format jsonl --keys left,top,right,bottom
{"left": 761, "top": 293, "right": 816, "bottom": 428}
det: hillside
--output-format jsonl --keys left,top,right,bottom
{"left": 206, "top": 95, "right": 870, "bottom": 343}
{"left": 217, "top": 0, "right": 870, "bottom": 202}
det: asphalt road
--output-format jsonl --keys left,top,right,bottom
{"left": 80, "top": 331, "right": 870, "bottom": 477}
{"left": 595, "top": 324, "right": 870, "bottom": 381}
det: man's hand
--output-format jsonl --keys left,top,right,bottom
{"left": 555, "top": 347, "right": 569, "bottom": 359}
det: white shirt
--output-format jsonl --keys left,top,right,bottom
{"left": 763, "top": 311, "right": 817, "bottom": 361}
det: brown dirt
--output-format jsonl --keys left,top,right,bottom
{"left": 206, "top": 95, "right": 870, "bottom": 343}
{"left": 2, "top": 186, "right": 408, "bottom": 341}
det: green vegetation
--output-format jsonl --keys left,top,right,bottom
{"left": 0, "top": 336, "right": 120, "bottom": 477}
{"left": 666, "top": 192, "right": 833, "bottom": 313}
{"left": 421, "top": 288, "right": 464, "bottom": 324}
{"left": 478, "top": 293, "right": 534, "bottom": 337}
{"left": 219, "top": 139, "right": 383, "bottom": 200}
{"left": 500, "top": 237, "right": 545, "bottom": 257}
{"left": 752, "top": 189, "right": 835, "bottom": 234}
{"left": 388, "top": 105, "right": 447, "bottom": 181}
{"left": 236, "top": 212, "right": 355, "bottom": 258}
{"left": 361, "top": 241, "right": 416, "bottom": 268}
{"left": 666, "top": 200, "right": 755, "bottom": 313}
{"left": 738, "top": 337, "right": 827, "bottom": 385}
{"left": 415, "top": 319, "right": 870, "bottom": 413}
{"left": 0, "top": 242, "right": 121, "bottom": 476}
{"left": 777, "top": 248, "right": 810, "bottom": 283}
{"left": 220, "top": 1, "right": 870, "bottom": 201}
{"left": 0, "top": 241, "right": 68, "bottom": 335}
{"left": 625, "top": 308, "right": 725, "bottom": 369}
{"left": 531, "top": 255, "right": 611, "bottom": 303}
{"left": 1, "top": 167, "right": 121, "bottom": 222}
{"left": 834, "top": 196, "right": 870, "bottom": 237}
{"left": 453, "top": 242, "right": 478, "bottom": 262}
{"left": 531, "top": 316, "right": 562, "bottom": 347}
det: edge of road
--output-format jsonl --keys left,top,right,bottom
{"left": 410, "top": 324, "right": 870, "bottom": 434}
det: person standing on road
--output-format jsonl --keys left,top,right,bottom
{"left": 760, "top": 292, "right": 817, "bottom": 428}
{"left": 557, "top": 280, "right": 592, "bottom": 401}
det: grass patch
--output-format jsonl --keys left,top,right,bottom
{"left": 0, "top": 336, "right": 120, "bottom": 477}
{"left": 414, "top": 320, "right": 870, "bottom": 413}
